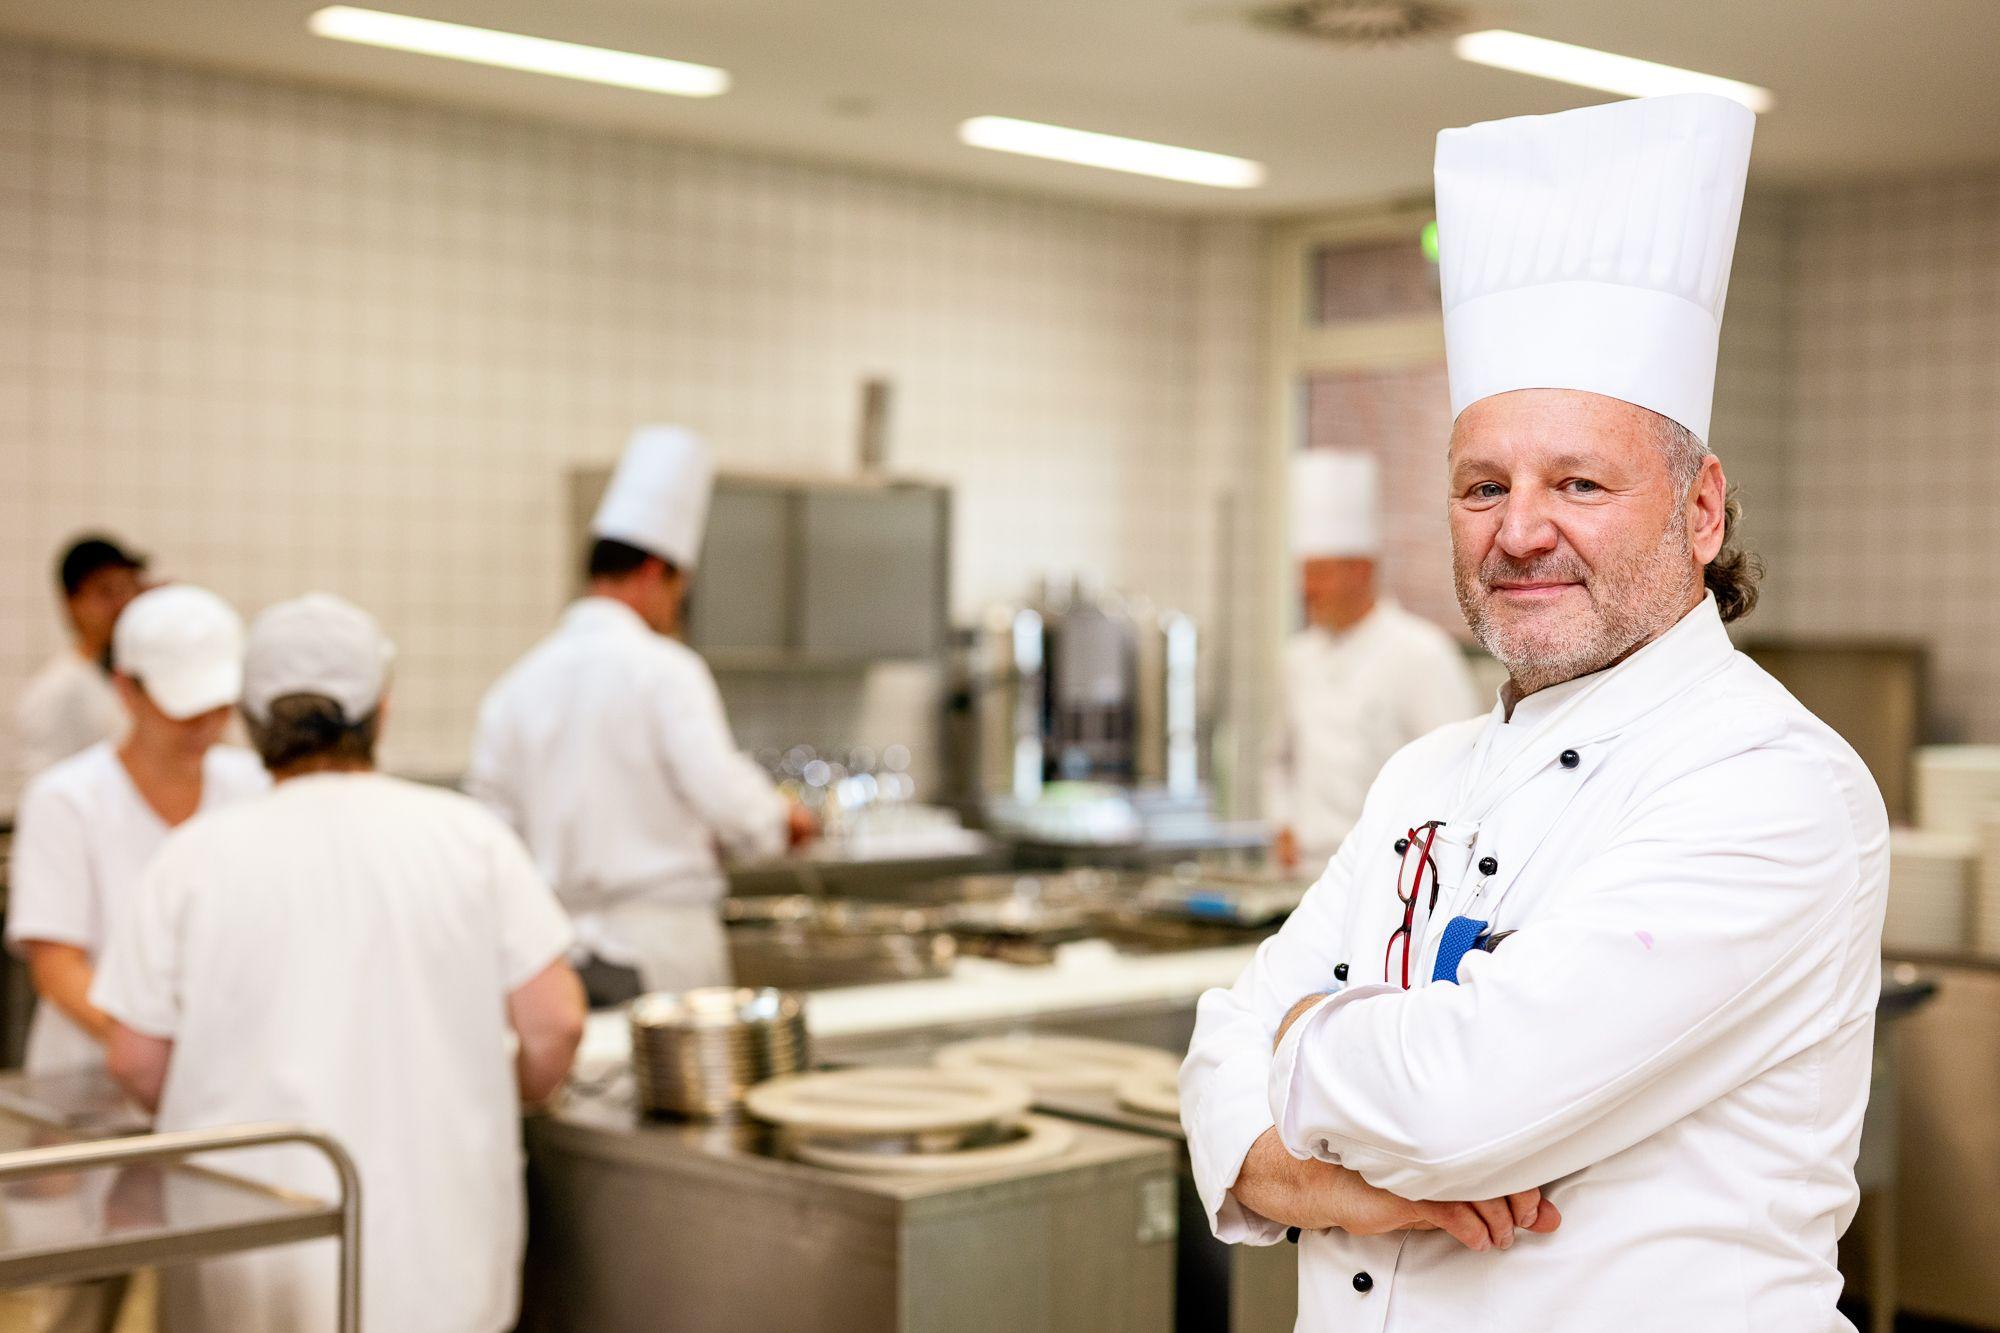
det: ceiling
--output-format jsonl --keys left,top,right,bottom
{"left": 6, "top": 0, "right": 1999, "bottom": 214}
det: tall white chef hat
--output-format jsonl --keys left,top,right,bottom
{"left": 1291, "top": 450, "right": 1381, "bottom": 559}
{"left": 1434, "top": 93, "right": 1755, "bottom": 443}
{"left": 591, "top": 425, "right": 716, "bottom": 571}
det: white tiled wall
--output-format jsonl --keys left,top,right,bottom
{"left": 1783, "top": 169, "right": 2000, "bottom": 742}
{"left": 0, "top": 39, "right": 1265, "bottom": 803}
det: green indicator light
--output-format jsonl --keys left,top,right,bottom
{"left": 1420, "top": 220, "right": 1440, "bottom": 263}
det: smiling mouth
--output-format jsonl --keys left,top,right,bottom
{"left": 1487, "top": 582, "right": 1580, "bottom": 601}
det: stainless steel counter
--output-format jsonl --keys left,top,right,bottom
{"left": 519, "top": 1079, "right": 1178, "bottom": 1333}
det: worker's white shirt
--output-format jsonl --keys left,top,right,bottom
{"left": 5, "top": 742, "right": 267, "bottom": 1075}
{"left": 91, "top": 772, "right": 573, "bottom": 1333}
{"left": 14, "top": 651, "right": 124, "bottom": 784}
{"left": 467, "top": 597, "right": 787, "bottom": 967}
{"left": 1265, "top": 601, "right": 1482, "bottom": 860}
{"left": 1184, "top": 595, "right": 1888, "bottom": 1332}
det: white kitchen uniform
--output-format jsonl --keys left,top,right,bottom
{"left": 15, "top": 652, "right": 123, "bottom": 784}
{"left": 91, "top": 772, "right": 573, "bottom": 1333}
{"left": 1182, "top": 595, "right": 1889, "bottom": 1330}
{"left": 5, "top": 742, "right": 268, "bottom": 1074}
{"left": 1265, "top": 601, "right": 1481, "bottom": 861}
{"left": 468, "top": 597, "right": 787, "bottom": 988}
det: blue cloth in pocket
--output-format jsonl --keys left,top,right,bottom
{"left": 1431, "top": 915, "right": 1491, "bottom": 985}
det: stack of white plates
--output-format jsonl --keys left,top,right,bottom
{"left": 1885, "top": 829, "right": 1976, "bottom": 952}
{"left": 1915, "top": 746, "right": 2000, "bottom": 834}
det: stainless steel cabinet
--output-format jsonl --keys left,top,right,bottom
{"left": 570, "top": 467, "right": 951, "bottom": 669}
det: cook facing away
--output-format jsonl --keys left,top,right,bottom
{"left": 469, "top": 426, "right": 814, "bottom": 1003}
{"left": 1181, "top": 94, "right": 1889, "bottom": 1331}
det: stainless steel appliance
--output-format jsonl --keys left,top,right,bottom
{"left": 946, "top": 578, "right": 1201, "bottom": 805}
{"left": 519, "top": 1070, "right": 1178, "bottom": 1333}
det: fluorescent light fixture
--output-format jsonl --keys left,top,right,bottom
{"left": 1454, "top": 29, "right": 1772, "bottom": 113}
{"left": 307, "top": 6, "right": 729, "bottom": 98}
{"left": 959, "top": 116, "right": 1265, "bottom": 189}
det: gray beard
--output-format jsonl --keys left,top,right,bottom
{"left": 1456, "top": 518, "right": 1699, "bottom": 697}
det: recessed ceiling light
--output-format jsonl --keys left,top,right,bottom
{"left": 1454, "top": 29, "right": 1772, "bottom": 113}
{"left": 958, "top": 116, "right": 1266, "bottom": 190}
{"left": 307, "top": 6, "right": 729, "bottom": 98}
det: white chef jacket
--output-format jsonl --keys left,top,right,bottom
{"left": 1183, "top": 594, "right": 1888, "bottom": 1332}
{"left": 1265, "top": 600, "right": 1481, "bottom": 861}
{"left": 91, "top": 772, "right": 573, "bottom": 1333}
{"left": 6, "top": 741, "right": 268, "bottom": 1074}
{"left": 15, "top": 651, "right": 124, "bottom": 784}
{"left": 467, "top": 597, "right": 787, "bottom": 976}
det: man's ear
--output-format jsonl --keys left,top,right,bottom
{"left": 1689, "top": 454, "right": 1727, "bottom": 566}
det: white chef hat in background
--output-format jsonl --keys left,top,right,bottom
{"left": 112, "top": 585, "right": 245, "bottom": 720}
{"left": 1434, "top": 92, "right": 1755, "bottom": 443}
{"left": 591, "top": 425, "right": 716, "bottom": 571}
{"left": 1291, "top": 450, "right": 1382, "bottom": 559}
{"left": 242, "top": 593, "right": 395, "bottom": 726}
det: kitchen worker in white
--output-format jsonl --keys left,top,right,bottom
{"left": 5, "top": 584, "right": 263, "bottom": 1333}
{"left": 15, "top": 535, "right": 150, "bottom": 784}
{"left": 1181, "top": 94, "right": 1889, "bottom": 1332}
{"left": 469, "top": 425, "right": 812, "bottom": 1003}
{"left": 8, "top": 584, "right": 266, "bottom": 1077}
{"left": 1267, "top": 450, "right": 1480, "bottom": 871}
{"left": 92, "top": 594, "right": 586, "bottom": 1333}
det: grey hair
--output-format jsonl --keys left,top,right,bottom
{"left": 245, "top": 693, "right": 379, "bottom": 771}
{"left": 1651, "top": 415, "right": 1762, "bottom": 624}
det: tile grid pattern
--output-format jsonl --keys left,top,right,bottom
{"left": 0, "top": 39, "right": 1264, "bottom": 803}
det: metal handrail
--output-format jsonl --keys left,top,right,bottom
{"left": 0, "top": 1122, "right": 361, "bottom": 1333}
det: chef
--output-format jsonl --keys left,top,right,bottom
{"left": 15, "top": 534, "right": 149, "bottom": 783}
{"left": 93, "top": 594, "right": 586, "bottom": 1333}
{"left": 1266, "top": 450, "right": 1480, "bottom": 870}
{"left": 469, "top": 425, "right": 812, "bottom": 1002}
{"left": 1181, "top": 93, "right": 1889, "bottom": 1332}
{"left": 9, "top": 584, "right": 267, "bottom": 1076}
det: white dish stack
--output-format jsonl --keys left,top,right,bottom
{"left": 1884, "top": 829, "right": 1976, "bottom": 952}
{"left": 1912, "top": 746, "right": 2000, "bottom": 952}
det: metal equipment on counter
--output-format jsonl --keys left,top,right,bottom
{"left": 945, "top": 578, "right": 1201, "bottom": 807}
{"left": 723, "top": 898, "right": 959, "bottom": 990}
{"left": 629, "top": 988, "right": 808, "bottom": 1118}
{"left": 519, "top": 1069, "right": 1178, "bottom": 1333}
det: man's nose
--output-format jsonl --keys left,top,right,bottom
{"left": 1495, "top": 488, "right": 1560, "bottom": 560}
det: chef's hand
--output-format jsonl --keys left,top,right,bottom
{"left": 1273, "top": 826, "right": 1300, "bottom": 871}
{"left": 785, "top": 799, "right": 818, "bottom": 849}
{"left": 1230, "top": 1128, "right": 1562, "bottom": 1250}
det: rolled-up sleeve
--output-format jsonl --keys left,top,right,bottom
{"left": 1267, "top": 742, "right": 1874, "bottom": 1203}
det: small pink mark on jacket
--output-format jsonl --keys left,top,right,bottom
{"left": 1634, "top": 930, "right": 1655, "bottom": 952}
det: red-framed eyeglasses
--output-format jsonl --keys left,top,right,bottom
{"left": 1384, "top": 820, "right": 1444, "bottom": 990}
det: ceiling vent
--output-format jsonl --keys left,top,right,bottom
{"left": 1246, "top": 0, "right": 1469, "bottom": 46}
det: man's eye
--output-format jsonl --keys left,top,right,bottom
{"left": 1566, "top": 479, "right": 1601, "bottom": 494}
{"left": 1469, "top": 483, "right": 1505, "bottom": 500}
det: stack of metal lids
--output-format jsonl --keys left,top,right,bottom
{"left": 628, "top": 987, "right": 808, "bottom": 1118}
{"left": 1886, "top": 829, "right": 1976, "bottom": 953}
{"left": 1915, "top": 746, "right": 2000, "bottom": 834}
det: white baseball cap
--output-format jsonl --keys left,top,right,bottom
{"left": 242, "top": 594, "right": 395, "bottom": 726}
{"left": 111, "top": 585, "right": 246, "bottom": 720}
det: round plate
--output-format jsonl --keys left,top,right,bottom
{"left": 743, "top": 1066, "right": 1033, "bottom": 1136}
{"left": 792, "top": 1115, "right": 1076, "bottom": 1175}
{"left": 1114, "top": 1066, "right": 1182, "bottom": 1120}
{"left": 934, "top": 1034, "right": 1180, "bottom": 1094}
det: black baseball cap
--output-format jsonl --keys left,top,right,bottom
{"left": 57, "top": 535, "right": 148, "bottom": 597}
